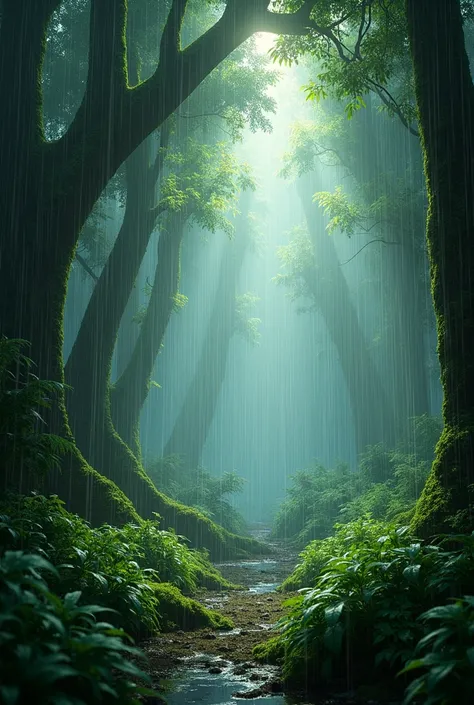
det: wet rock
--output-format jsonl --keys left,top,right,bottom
{"left": 266, "top": 597, "right": 274, "bottom": 601}
{"left": 266, "top": 680, "right": 283, "bottom": 693}
{"left": 233, "top": 666, "right": 247, "bottom": 676}
{"left": 208, "top": 666, "right": 222, "bottom": 674}
{"left": 260, "top": 612, "right": 270, "bottom": 618}
{"left": 203, "top": 632, "right": 217, "bottom": 640}
{"left": 240, "top": 629, "right": 249, "bottom": 636}
{"left": 249, "top": 672, "right": 264, "bottom": 681}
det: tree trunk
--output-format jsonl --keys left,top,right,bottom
{"left": 111, "top": 215, "right": 186, "bottom": 453}
{"left": 65, "top": 136, "right": 159, "bottom": 471}
{"left": 407, "top": 0, "right": 474, "bottom": 535}
{"left": 299, "top": 177, "right": 397, "bottom": 456}
{"left": 164, "top": 205, "right": 251, "bottom": 468}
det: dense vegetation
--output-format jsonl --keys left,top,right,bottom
{"left": 273, "top": 415, "right": 442, "bottom": 546}
{"left": 2, "top": 0, "right": 474, "bottom": 703}
{"left": 0, "top": 336, "right": 233, "bottom": 703}
{"left": 147, "top": 455, "right": 248, "bottom": 535}
{"left": 256, "top": 519, "right": 474, "bottom": 703}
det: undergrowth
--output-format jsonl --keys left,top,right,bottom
{"left": 272, "top": 415, "right": 441, "bottom": 545}
{"left": 147, "top": 454, "right": 248, "bottom": 536}
{"left": 255, "top": 518, "right": 474, "bottom": 703}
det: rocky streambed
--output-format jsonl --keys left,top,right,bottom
{"left": 141, "top": 530, "right": 300, "bottom": 703}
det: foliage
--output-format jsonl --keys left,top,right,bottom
{"left": 270, "top": 0, "right": 416, "bottom": 130}
{"left": 234, "top": 293, "right": 261, "bottom": 346}
{"left": 0, "top": 337, "right": 74, "bottom": 478}
{"left": 159, "top": 139, "right": 255, "bottom": 236}
{"left": 273, "top": 415, "right": 442, "bottom": 546}
{"left": 257, "top": 519, "right": 474, "bottom": 696}
{"left": 401, "top": 596, "right": 474, "bottom": 704}
{"left": 146, "top": 455, "right": 248, "bottom": 536}
{"left": 0, "top": 494, "right": 233, "bottom": 636}
{"left": 274, "top": 224, "right": 317, "bottom": 310}
{"left": 0, "top": 550, "right": 155, "bottom": 705}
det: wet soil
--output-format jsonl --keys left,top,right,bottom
{"left": 141, "top": 530, "right": 401, "bottom": 704}
{"left": 142, "top": 530, "right": 298, "bottom": 680}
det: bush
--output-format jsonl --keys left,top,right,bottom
{"left": 272, "top": 416, "right": 441, "bottom": 545}
{"left": 401, "top": 596, "right": 474, "bottom": 704}
{"left": 0, "top": 550, "right": 155, "bottom": 705}
{"left": 147, "top": 455, "right": 248, "bottom": 535}
{"left": 255, "top": 519, "right": 474, "bottom": 696}
{"left": 0, "top": 337, "right": 73, "bottom": 479}
{"left": 0, "top": 494, "right": 235, "bottom": 636}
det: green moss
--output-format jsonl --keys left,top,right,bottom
{"left": 411, "top": 424, "right": 474, "bottom": 537}
{"left": 139, "top": 478, "right": 269, "bottom": 560}
{"left": 253, "top": 636, "right": 284, "bottom": 664}
{"left": 151, "top": 583, "right": 234, "bottom": 632}
{"left": 190, "top": 552, "right": 240, "bottom": 591}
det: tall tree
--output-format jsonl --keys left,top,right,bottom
{"left": 407, "top": 0, "right": 474, "bottom": 534}
{"left": 0, "top": 0, "right": 336, "bottom": 519}
{"left": 164, "top": 198, "right": 258, "bottom": 468}
{"left": 277, "top": 174, "right": 397, "bottom": 456}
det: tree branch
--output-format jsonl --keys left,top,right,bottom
{"left": 340, "top": 238, "right": 398, "bottom": 265}
{"left": 367, "top": 78, "right": 419, "bottom": 137}
{"left": 86, "top": 0, "right": 128, "bottom": 102}
{"left": 75, "top": 252, "right": 99, "bottom": 282}
{"left": 0, "top": 0, "right": 61, "bottom": 152}
{"left": 159, "top": 0, "right": 187, "bottom": 69}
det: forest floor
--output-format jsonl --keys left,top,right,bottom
{"left": 141, "top": 531, "right": 401, "bottom": 705}
{"left": 142, "top": 530, "right": 297, "bottom": 700}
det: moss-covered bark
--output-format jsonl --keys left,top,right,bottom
{"left": 408, "top": 0, "right": 474, "bottom": 535}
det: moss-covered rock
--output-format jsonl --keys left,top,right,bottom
{"left": 253, "top": 636, "right": 284, "bottom": 664}
{"left": 152, "top": 582, "right": 234, "bottom": 632}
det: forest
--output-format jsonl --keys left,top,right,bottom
{"left": 1, "top": 0, "right": 474, "bottom": 703}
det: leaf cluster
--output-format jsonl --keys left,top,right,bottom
{"left": 159, "top": 139, "right": 255, "bottom": 236}
{"left": 0, "top": 550, "right": 155, "bottom": 705}
{"left": 146, "top": 456, "right": 248, "bottom": 536}
{"left": 234, "top": 293, "right": 261, "bottom": 346}
{"left": 261, "top": 518, "right": 474, "bottom": 697}
{"left": 0, "top": 338, "right": 74, "bottom": 477}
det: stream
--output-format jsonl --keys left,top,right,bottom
{"left": 144, "top": 529, "right": 303, "bottom": 705}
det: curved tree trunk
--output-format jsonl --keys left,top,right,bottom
{"left": 164, "top": 203, "right": 251, "bottom": 468}
{"left": 407, "top": 0, "right": 474, "bottom": 535}
{"left": 111, "top": 214, "right": 187, "bottom": 453}
{"left": 299, "top": 177, "right": 397, "bottom": 456}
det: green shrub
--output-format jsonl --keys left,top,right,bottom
{"left": 401, "top": 596, "right": 474, "bottom": 704}
{"left": 272, "top": 416, "right": 441, "bottom": 545}
{"left": 0, "top": 550, "right": 155, "bottom": 705}
{"left": 0, "top": 493, "right": 235, "bottom": 636}
{"left": 280, "top": 516, "right": 393, "bottom": 592}
{"left": 147, "top": 456, "right": 248, "bottom": 535}
{"left": 256, "top": 519, "right": 474, "bottom": 694}
{"left": 0, "top": 337, "right": 73, "bottom": 478}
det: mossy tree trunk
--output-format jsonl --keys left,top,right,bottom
{"left": 299, "top": 177, "right": 397, "bottom": 456}
{"left": 111, "top": 214, "right": 187, "bottom": 454}
{"left": 408, "top": 0, "right": 474, "bottom": 534}
{"left": 0, "top": 0, "right": 317, "bottom": 519}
